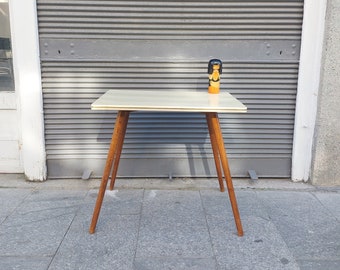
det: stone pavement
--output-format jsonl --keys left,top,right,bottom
{"left": 0, "top": 175, "right": 339, "bottom": 270}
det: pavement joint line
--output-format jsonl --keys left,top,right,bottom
{"left": 0, "top": 188, "right": 34, "bottom": 226}
{"left": 132, "top": 189, "right": 145, "bottom": 266}
{"left": 198, "top": 189, "right": 219, "bottom": 269}
{"left": 310, "top": 191, "right": 340, "bottom": 222}
{"left": 46, "top": 190, "right": 87, "bottom": 270}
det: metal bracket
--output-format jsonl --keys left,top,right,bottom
{"left": 81, "top": 169, "right": 92, "bottom": 180}
{"left": 248, "top": 170, "right": 258, "bottom": 181}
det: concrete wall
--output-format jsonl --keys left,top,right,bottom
{"left": 311, "top": 0, "right": 340, "bottom": 186}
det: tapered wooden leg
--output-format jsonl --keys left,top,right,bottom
{"left": 206, "top": 113, "right": 224, "bottom": 192}
{"left": 206, "top": 112, "right": 244, "bottom": 236}
{"left": 89, "top": 111, "right": 129, "bottom": 234}
{"left": 109, "top": 111, "right": 130, "bottom": 190}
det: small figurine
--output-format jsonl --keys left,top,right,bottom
{"left": 208, "top": 59, "right": 222, "bottom": 94}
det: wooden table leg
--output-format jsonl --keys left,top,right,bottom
{"left": 206, "top": 112, "right": 244, "bottom": 236}
{"left": 109, "top": 111, "right": 130, "bottom": 190}
{"left": 89, "top": 111, "right": 129, "bottom": 234}
{"left": 206, "top": 113, "right": 224, "bottom": 192}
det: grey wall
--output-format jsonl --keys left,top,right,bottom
{"left": 311, "top": 0, "right": 340, "bottom": 186}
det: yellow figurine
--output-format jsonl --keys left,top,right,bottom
{"left": 208, "top": 59, "right": 222, "bottom": 94}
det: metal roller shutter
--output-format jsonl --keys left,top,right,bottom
{"left": 37, "top": 0, "right": 303, "bottom": 179}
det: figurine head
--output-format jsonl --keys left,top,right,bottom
{"left": 208, "top": 59, "right": 222, "bottom": 74}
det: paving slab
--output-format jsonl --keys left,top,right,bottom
{"left": 49, "top": 214, "right": 140, "bottom": 270}
{"left": 200, "top": 189, "right": 267, "bottom": 218}
{"left": 297, "top": 259, "right": 340, "bottom": 270}
{"left": 0, "top": 256, "right": 52, "bottom": 270}
{"left": 134, "top": 257, "right": 217, "bottom": 270}
{"left": 136, "top": 190, "right": 213, "bottom": 258}
{"left": 4, "top": 190, "right": 87, "bottom": 222}
{"left": 0, "top": 212, "right": 75, "bottom": 257}
{"left": 257, "top": 190, "right": 340, "bottom": 269}
{"left": 87, "top": 189, "right": 144, "bottom": 216}
{"left": 48, "top": 189, "right": 143, "bottom": 270}
{"left": 0, "top": 190, "right": 86, "bottom": 257}
{"left": 0, "top": 188, "right": 32, "bottom": 224}
{"left": 314, "top": 192, "right": 340, "bottom": 220}
{"left": 201, "top": 190, "right": 299, "bottom": 270}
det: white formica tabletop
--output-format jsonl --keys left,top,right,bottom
{"left": 91, "top": 90, "right": 247, "bottom": 113}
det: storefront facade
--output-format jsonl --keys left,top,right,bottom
{"left": 1, "top": 0, "right": 338, "bottom": 185}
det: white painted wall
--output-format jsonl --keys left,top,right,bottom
{"left": 8, "top": 0, "right": 46, "bottom": 180}
{"left": 292, "top": 0, "right": 327, "bottom": 182}
{"left": 0, "top": 92, "right": 23, "bottom": 172}
{"left": 0, "top": 1, "right": 22, "bottom": 172}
